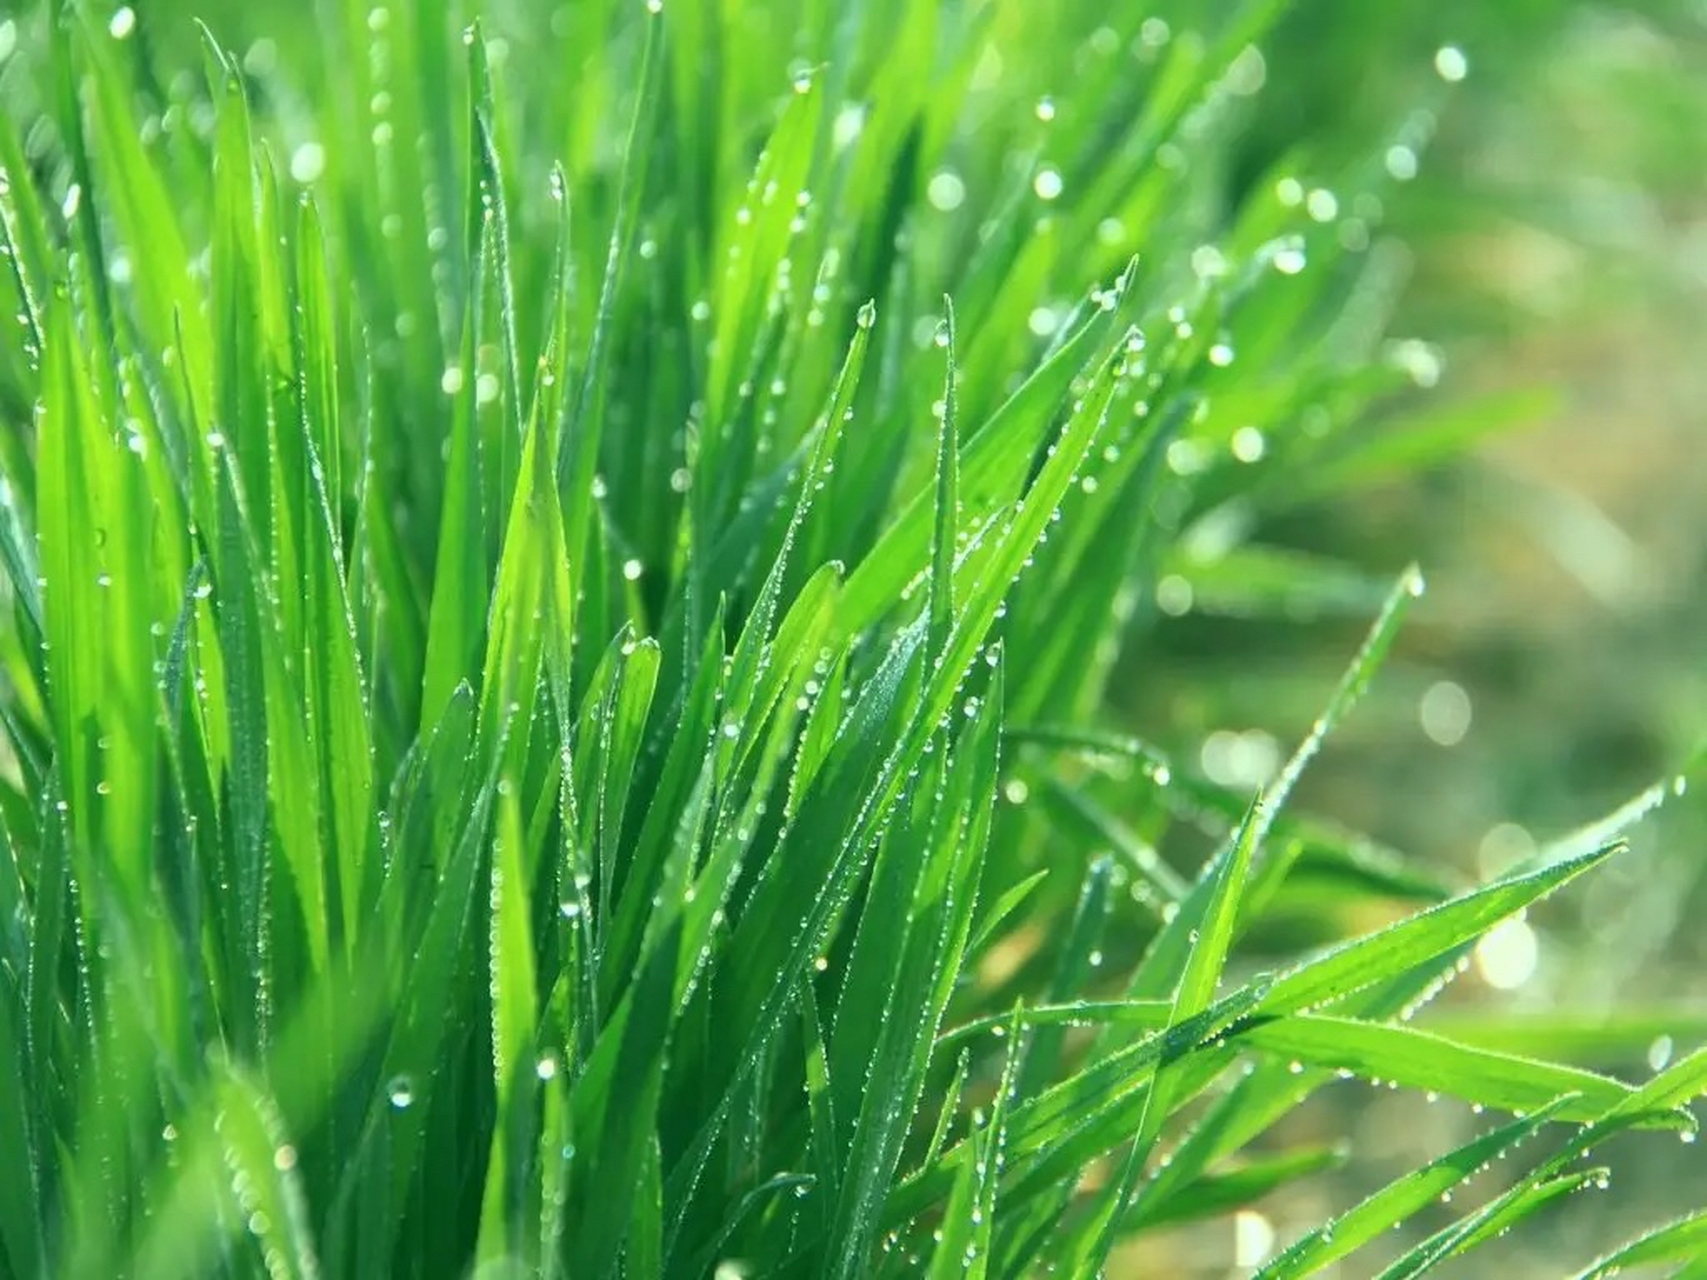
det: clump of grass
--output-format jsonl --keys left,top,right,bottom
{"left": 0, "top": 1, "right": 1700, "bottom": 1277}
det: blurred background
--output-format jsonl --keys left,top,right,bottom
{"left": 1125, "top": 0, "right": 1707, "bottom": 1272}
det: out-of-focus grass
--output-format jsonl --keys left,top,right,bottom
{"left": 1123, "top": 4, "right": 1707, "bottom": 1270}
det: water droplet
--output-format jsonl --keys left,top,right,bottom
{"left": 1419, "top": 680, "right": 1473, "bottom": 748}
{"left": 1434, "top": 45, "right": 1469, "bottom": 83}
{"left": 109, "top": 6, "right": 136, "bottom": 39}
{"left": 926, "top": 170, "right": 966, "bottom": 212}
{"left": 1389, "top": 338, "right": 1444, "bottom": 388}
{"left": 1272, "top": 241, "right": 1307, "bottom": 275}
{"left": 622, "top": 558, "right": 643, "bottom": 582}
{"left": 1234, "top": 1210, "right": 1275, "bottom": 1268}
{"left": 832, "top": 103, "right": 866, "bottom": 150}
{"left": 1646, "top": 1035, "right": 1675, "bottom": 1073}
{"left": 1032, "top": 167, "right": 1064, "bottom": 202}
{"left": 1385, "top": 144, "right": 1419, "bottom": 182}
{"left": 1035, "top": 96, "right": 1056, "bottom": 123}
{"left": 387, "top": 1076, "right": 414, "bottom": 1108}
{"left": 289, "top": 142, "right": 326, "bottom": 184}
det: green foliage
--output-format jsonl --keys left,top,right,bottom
{"left": 0, "top": 0, "right": 1698, "bottom": 1277}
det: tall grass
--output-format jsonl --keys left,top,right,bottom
{"left": 0, "top": 0, "right": 1700, "bottom": 1276}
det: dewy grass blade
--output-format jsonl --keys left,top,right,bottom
{"left": 1255, "top": 843, "right": 1621, "bottom": 1018}
{"left": 557, "top": 3, "right": 665, "bottom": 610}
{"left": 476, "top": 782, "right": 539, "bottom": 1267}
{"left": 1011, "top": 855, "right": 1116, "bottom": 1104}
{"left": 1068, "top": 797, "right": 1261, "bottom": 1273}
{"left": 1260, "top": 565, "right": 1423, "bottom": 826}
{"left": 0, "top": 938, "right": 42, "bottom": 1276}
{"left": 1570, "top": 1209, "right": 1707, "bottom": 1280}
{"left": 1259, "top": 1096, "right": 1577, "bottom": 1278}
{"left": 835, "top": 267, "right": 1133, "bottom": 638}
{"left": 1374, "top": 1044, "right": 1707, "bottom": 1278}
{"left": 1241, "top": 1017, "right": 1644, "bottom": 1124}
{"left": 1376, "top": 1169, "right": 1609, "bottom": 1280}
{"left": 929, "top": 297, "right": 960, "bottom": 658}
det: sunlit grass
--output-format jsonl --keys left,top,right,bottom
{"left": 0, "top": 1, "right": 1700, "bottom": 1276}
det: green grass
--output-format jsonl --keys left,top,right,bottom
{"left": 0, "top": 0, "right": 1701, "bottom": 1276}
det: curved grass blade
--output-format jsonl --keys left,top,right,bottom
{"left": 1258, "top": 1096, "right": 1577, "bottom": 1278}
{"left": 1571, "top": 1210, "right": 1707, "bottom": 1280}
{"left": 1256, "top": 843, "right": 1620, "bottom": 1018}
{"left": 1375, "top": 1169, "right": 1608, "bottom": 1280}
{"left": 1240, "top": 1016, "right": 1658, "bottom": 1126}
{"left": 1065, "top": 797, "right": 1262, "bottom": 1274}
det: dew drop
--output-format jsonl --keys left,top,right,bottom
{"left": 289, "top": 142, "right": 326, "bottom": 184}
{"left": 1273, "top": 242, "right": 1307, "bottom": 276}
{"left": 1385, "top": 144, "right": 1419, "bottom": 182}
{"left": 927, "top": 170, "right": 966, "bottom": 212}
{"left": 1234, "top": 1210, "right": 1275, "bottom": 1268}
{"left": 1306, "top": 188, "right": 1339, "bottom": 223}
{"left": 1230, "top": 426, "right": 1266, "bottom": 464}
{"left": 1434, "top": 45, "right": 1469, "bottom": 83}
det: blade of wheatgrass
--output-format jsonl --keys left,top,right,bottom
{"left": 1258, "top": 1096, "right": 1578, "bottom": 1278}
{"left": 1065, "top": 797, "right": 1262, "bottom": 1275}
